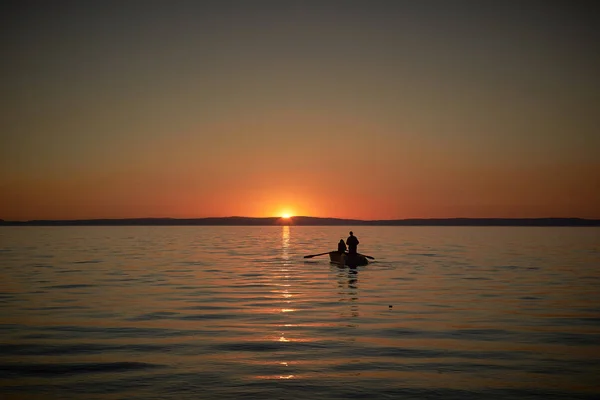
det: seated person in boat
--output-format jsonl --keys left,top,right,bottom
{"left": 337, "top": 239, "right": 347, "bottom": 254}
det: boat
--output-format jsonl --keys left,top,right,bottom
{"left": 328, "top": 251, "right": 369, "bottom": 267}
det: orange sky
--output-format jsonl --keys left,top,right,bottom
{"left": 1, "top": 2, "right": 599, "bottom": 220}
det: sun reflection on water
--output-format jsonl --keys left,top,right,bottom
{"left": 278, "top": 334, "right": 289, "bottom": 342}
{"left": 271, "top": 226, "right": 298, "bottom": 380}
{"left": 281, "top": 225, "right": 290, "bottom": 264}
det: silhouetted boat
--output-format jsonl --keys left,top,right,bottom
{"left": 329, "top": 252, "right": 369, "bottom": 267}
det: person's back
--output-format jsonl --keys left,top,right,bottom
{"left": 338, "top": 239, "right": 347, "bottom": 253}
{"left": 346, "top": 231, "right": 359, "bottom": 255}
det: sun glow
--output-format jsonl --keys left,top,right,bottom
{"left": 281, "top": 213, "right": 291, "bottom": 219}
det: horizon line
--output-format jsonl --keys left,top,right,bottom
{"left": 1, "top": 215, "right": 599, "bottom": 227}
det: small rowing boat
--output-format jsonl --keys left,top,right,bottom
{"left": 328, "top": 251, "right": 369, "bottom": 267}
{"left": 303, "top": 250, "right": 373, "bottom": 265}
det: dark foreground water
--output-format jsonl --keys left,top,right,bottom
{"left": 1, "top": 226, "right": 599, "bottom": 399}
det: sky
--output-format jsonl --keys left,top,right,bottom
{"left": 1, "top": 0, "right": 599, "bottom": 220}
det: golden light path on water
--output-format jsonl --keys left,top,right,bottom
{"left": 276, "top": 225, "right": 295, "bottom": 380}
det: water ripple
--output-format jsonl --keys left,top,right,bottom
{"left": 0, "top": 361, "right": 163, "bottom": 377}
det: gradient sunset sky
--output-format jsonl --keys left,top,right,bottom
{"left": 2, "top": 1, "right": 599, "bottom": 220}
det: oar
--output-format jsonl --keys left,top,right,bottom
{"left": 359, "top": 254, "right": 375, "bottom": 260}
{"left": 303, "top": 251, "right": 332, "bottom": 259}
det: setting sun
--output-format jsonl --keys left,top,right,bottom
{"left": 277, "top": 207, "right": 295, "bottom": 219}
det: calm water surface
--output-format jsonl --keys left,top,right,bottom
{"left": 1, "top": 226, "right": 599, "bottom": 399}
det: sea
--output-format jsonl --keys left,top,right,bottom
{"left": 1, "top": 226, "right": 599, "bottom": 400}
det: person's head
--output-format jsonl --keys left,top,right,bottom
{"left": 349, "top": 231, "right": 354, "bottom": 236}
{"left": 339, "top": 239, "right": 345, "bottom": 243}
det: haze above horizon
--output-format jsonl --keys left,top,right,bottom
{"left": 2, "top": 1, "right": 599, "bottom": 221}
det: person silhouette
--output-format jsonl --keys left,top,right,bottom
{"left": 337, "top": 239, "right": 347, "bottom": 254}
{"left": 346, "top": 231, "right": 359, "bottom": 255}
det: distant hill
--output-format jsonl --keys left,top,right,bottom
{"left": 1, "top": 216, "right": 599, "bottom": 226}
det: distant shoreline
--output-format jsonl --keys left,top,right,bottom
{"left": 1, "top": 216, "right": 599, "bottom": 227}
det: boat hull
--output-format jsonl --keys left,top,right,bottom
{"left": 329, "top": 252, "right": 369, "bottom": 267}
